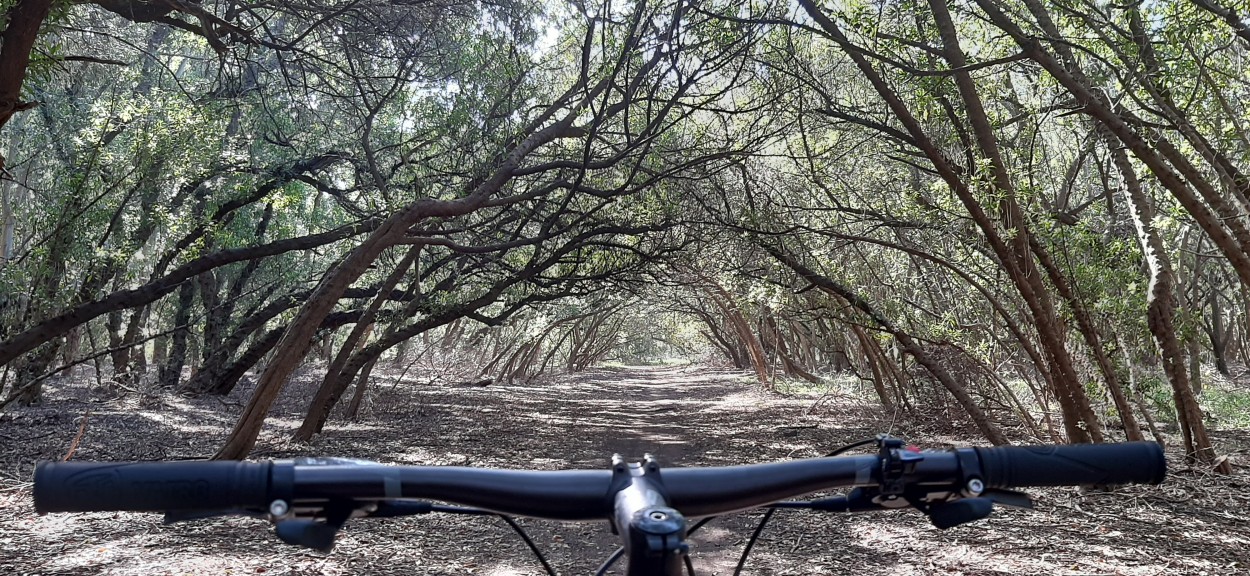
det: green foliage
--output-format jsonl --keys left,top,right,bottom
{"left": 1203, "top": 385, "right": 1250, "bottom": 429}
{"left": 0, "top": 0, "right": 1247, "bottom": 450}
{"left": 1140, "top": 374, "right": 1178, "bottom": 424}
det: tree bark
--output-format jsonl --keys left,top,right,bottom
{"left": 767, "top": 246, "right": 1009, "bottom": 445}
{"left": 1208, "top": 280, "right": 1230, "bottom": 376}
{"left": 345, "top": 357, "right": 378, "bottom": 420}
{"left": 850, "top": 325, "right": 896, "bottom": 411}
{"left": 1114, "top": 138, "right": 1229, "bottom": 472}
{"left": 762, "top": 312, "right": 822, "bottom": 385}
{"left": 214, "top": 109, "right": 588, "bottom": 459}
{"left": 706, "top": 283, "right": 772, "bottom": 389}
{"left": 0, "top": 0, "right": 53, "bottom": 140}
{"left": 293, "top": 246, "right": 420, "bottom": 440}
{"left": 0, "top": 220, "right": 379, "bottom": 367}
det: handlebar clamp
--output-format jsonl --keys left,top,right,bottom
{"left": 608, "top": 454, "right": 689, "bottom": 574}
{"left": 876, "top": 435, "right": 923, "bottom": 496}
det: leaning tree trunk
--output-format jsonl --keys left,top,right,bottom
{"left": 158, "top": 281, "right": 197, "bottom": 388}
{"left": 768, "top": 246, "right": 1009, "bottom": 445}
{"left": 214, "top": 109, "right": 587, "bottom": 460}
{"left": 704, "top": 282, "right": 771, "bottom": 389}
{"left": 850, "top": 324, "right": 896, "bottom": 411}
{"left": 293, "top": 246, "right": 420, "bottom": 441}
{"left": 763, "top": 312, "right": 822, "bottom": 385}
{"left": 1115, "top": 144, "right": 1230, "bottom": 473}
{"left": 216, "top": 224, "right": 397, "bottom": 458}
{"left": 931, "top": 0, "right": 1102, "bottom": 442}
{"left": 344, "top": 357, "right": 379, "bottom": 420}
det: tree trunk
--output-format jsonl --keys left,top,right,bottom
{"left": 158, "top": 281, "right": 197, "bottom": 388}
{"left": 10, "top": 343, "right": 56, "bottom": 405}
{"left": 203, "top": 311, "right": 366, "bottom": 397}
{"left": 294, "top": 246, "right": 419, "bottom": 440}
{"left": 1115, "top": 139, "right": 1229, "bottom": 472}
{"left": 214, "top": 108, "right": 586, "bottom": 459}
{"left": 704, "top": 282, "right": 771, "bottom": 389}
{"left": 0, "top": 0, "right": 54, "bottom": 137}
{"left": 1209, "top": 280, "right": 1230, "bottom": 376}
{"left": 345, "top": 358, "right": 379, "bottom": 420}
{"left": 768, "top": 246, "right": 1009, "bottom": 445}
{"left": 851, "top": 325, "right": 895, "bottom": 411}
{"left": 215, "top": 227, "right": 396, "bottom": 457}
{"left": 764, "top": 312, "right": 822, "bottom": 385}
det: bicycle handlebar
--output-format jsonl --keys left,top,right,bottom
{"left": 33, "top": 461, "right": 275, "bottom": 514}
{"left": 34, "top": 442, "right": 1165, "bottom": 520}
{"left": 976, "top": 442, "right": 1165, "bottom": 488}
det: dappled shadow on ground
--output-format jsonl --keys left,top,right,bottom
{"left": 2, "top": 364, "right": 1248, "bottom": 575}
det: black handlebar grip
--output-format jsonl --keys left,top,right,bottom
{"left": 975, "top": 441, "right": 1166, "bottom": 488}
{"left": 34, "top": 461, "right": 273, "bottom": 513}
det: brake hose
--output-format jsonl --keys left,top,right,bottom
{"left": 422, "top": 505, "right": 557, "bottom": 575}
{"left": 732, "top": 437, "right": 877, "bottom": 575}
{"left": 495, "top": 515, "right": 557, "bottom": 576}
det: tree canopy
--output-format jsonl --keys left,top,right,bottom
{"left": 2, "top": 0, "right": 1249, "bottom": 469}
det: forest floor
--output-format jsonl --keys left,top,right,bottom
{"left": 1, "top": 365, "right": 1249, "bottom": 575}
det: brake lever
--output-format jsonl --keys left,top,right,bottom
{"left": 274, "top": 499, "right": 356, "bottom": 552}
{"left": 876, "top": 435, "right": 1036, "bottom": 529}
{"left": 924, "top": 498, "right": 995, "bottom": 529}
{"left": 983, "top": 488, "right": 1034, "bottom": 509}
{"left": 905, "top": 485, "right": 1033, "bottom": 529}
{"left": 267, "top": 498, "right": 479, "bottom": 552}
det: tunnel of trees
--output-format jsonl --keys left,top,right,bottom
{"left": 1, "top": 0, "right": 1248, "bottom": 471}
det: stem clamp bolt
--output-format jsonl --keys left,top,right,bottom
{"left": 269, "top": 499, "right": 290, "bottom": 517}
{"left": 966, "top": 478, "right": 985, "bottom": 496}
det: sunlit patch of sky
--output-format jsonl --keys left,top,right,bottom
{"left": 535, "top": 15, "right": 563, "bottom": 56}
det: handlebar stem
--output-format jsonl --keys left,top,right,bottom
{"left": 609, "top": 454, "right": 689, "bottom": 576}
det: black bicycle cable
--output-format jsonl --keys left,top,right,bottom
{"left": 592, "top": 438, "right": 878, "bottom": 576}
{"left": 732, "top": 437, "right": 878, "bottom": 575}
{"left": 593, "top": 548, "right": 624, "bottom": 576}
{"left": 687, "top": 515, "right": 717, "bottom": 536}
{"left": 732, "top": 507, "right": 775, "bottom": 576}
{"left": 594, "top": 516, "right": 716, "bottom": 576}
{"left": 413, "top": 505, "right": 555, "bottom": 575}
{"left": 821, "top": 437, "right": 878, "bottom": 458}
{"left": 494, "top": 514, "right": 558, "bottom": 576}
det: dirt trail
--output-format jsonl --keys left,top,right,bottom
{"left": 1, "top": 365, "right": 1248, "bottom": 575}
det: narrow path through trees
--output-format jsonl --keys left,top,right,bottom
{"left": 2, "top": 365, "right": 1248, "bottom": 575}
